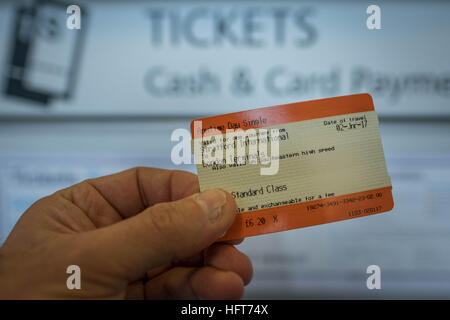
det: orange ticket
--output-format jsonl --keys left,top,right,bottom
{"left": 191, "top": 93, "right": 394, "bottom": 241}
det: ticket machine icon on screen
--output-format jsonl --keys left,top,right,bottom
{"left": 4, "top": 0, "right": 85, "bottom": 105}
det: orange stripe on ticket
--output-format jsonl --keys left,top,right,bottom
{"left": 217, "top": 186, "right": 393, "bottom": 241}
{"left": 192, "top": 93, "right": 374, "bottom": 135}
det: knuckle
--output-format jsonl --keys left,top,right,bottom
{"left": 56, "top": 180, "right": 92, "bottom": 203}
{"left": 30, "top": 195, "right": 52, "bottom": 209}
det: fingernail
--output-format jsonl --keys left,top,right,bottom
{"left": 195, "top": 189, "right": 227, "bottom": 222}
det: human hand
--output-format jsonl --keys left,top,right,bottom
{"left": 0, "top": 167, "right": 252, "bottom": 299}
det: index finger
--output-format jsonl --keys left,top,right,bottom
{"left": 85, "top": 167, "right": 200, "bottom": 218}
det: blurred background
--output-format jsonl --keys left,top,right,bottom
{"left": 1, "top": 0, "right": 450, "bottom": 298}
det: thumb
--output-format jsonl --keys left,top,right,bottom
{"left": 80, "top": 189, "right": 237, "bottom": 281}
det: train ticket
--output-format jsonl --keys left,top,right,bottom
{"left": 191, "top": 93, "right": 394, "bottom": 241}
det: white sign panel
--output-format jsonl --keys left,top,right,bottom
{"left": 0, "top": 1, "right": 449, "bottom": 117}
